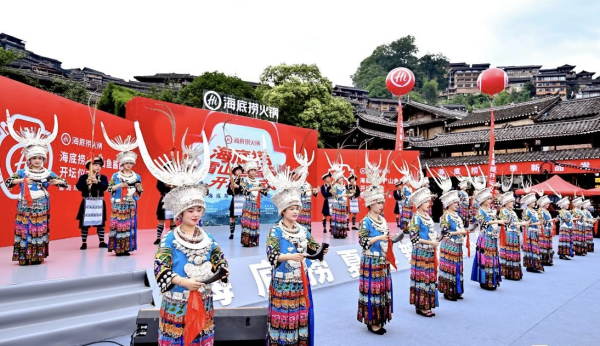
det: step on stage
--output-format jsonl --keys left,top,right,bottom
{"left": 0, "top": 222, "right": 406, "bottom": 346}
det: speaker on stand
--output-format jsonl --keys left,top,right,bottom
{"left": 132, "top": 307, "right": 268, "bottom": 346}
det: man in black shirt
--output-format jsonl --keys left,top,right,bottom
{"left": 76, "top": 155, "right": 108, "bottom": 250}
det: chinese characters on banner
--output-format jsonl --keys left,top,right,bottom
{"left": 203, "top": 90, "right": 279, "bottom": 121}
{"left": 56, "top": 134, "right": 118, "bottom": 191}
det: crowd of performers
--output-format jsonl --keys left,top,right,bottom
{"left": 4, "top": 110, "right": 600, "bottom": 345}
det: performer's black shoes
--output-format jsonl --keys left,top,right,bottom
{"left": 229, "top": 234, "right": 234, "bottom": 240}
{"left": 80, "top": 243, "right": 87, "bottom": 250}
{"left": 153, "top": 239, "right": 160, "bottom": 245}
{"left": 367, "top": 325, "right": 386, "bottom": 334}
{"left": 526, "top": 268, "right": 542, "bottom": 273}
{"left": 99, "top": 241, "right": 108, "bottom": 248}
{"left": 443, "top": 294, "right": 457, "bottom": 301}
{"left": 559, "top": 255, "right": 571, "bottom": 260}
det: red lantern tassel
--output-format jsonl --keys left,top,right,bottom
{"left": 465, "top": 231, "right": 471, "bottom": 258}
{"left": 523, "top": 226, "right": 528, "bottom": 245}
{"left": 300, "top": 262, "right": 311, "bottom": 310}
{"left": 499, "top": 225, "right": 507, "bottom": 247}
{"left": 387, "top": 236, "right": 397, "bottom": 270}
{"left": 594, "top": 220, "right": 598, "bottom": 236}
{"left": 433, "top": 248, "right": 439, "bottom": 277}
{"left": 22, "top": 178, "right": 34, "bottom": 206}
{"left": 552, "top": 220, "right": 557, "bottom": 237}
{"left": 184, "top": 290, "right": 207, "bottom": 346}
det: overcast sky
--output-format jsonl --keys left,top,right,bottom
{"left": 2, "top": 0, "right": 599, "bottom": 86}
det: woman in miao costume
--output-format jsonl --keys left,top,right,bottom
{"left": 407, "top": 166, "right": 440, "bottom": 317}
{"left": 428, "top": 166, "right": 467, "bottom": 302}
{"left": 76, "top": 155, "right": 109, "bottom": 250}
{"left": 571, "top": 196, "right": 587, "bottom": 256}
{"left": 521, "top": 190, "right": 544, "bottom": 273}
{"left": 330, "top": 169, "right": 349, "bottom": 239}
{"left": 357, "top": 153, "right": 396, "bottom": 334}
{"left": 408, "top": 185, "right": 439, "bottom": 317}
{"left": 347, "top": 172, "right": 361, "bottom": 231}
{"left": 137, "top": 124, "right": 229, "bottom": 346}
{"left": 394, "top": 161, "right": 415, "bottom": 234}
{"left": 537, "top": 194, "right": 556, "bottom": 266}
{"left": 497, "top": 190, "right": 526, "bottom": 280}
{"left": 582, "top": 199, "right": 596, "bottom": 252}
{"left": 456, "top": 178, "right": 471, "bottom": 230}
{"left": 226, "top": 164, "right": 244, "bottom": 240}
{"left": 263, "top": 155, "right": 328, "bottom": 346}
{"left": 555, "top": 191, "right": 574, "bottom": 260}
{"left": 325, "top": 153, "right": 352, "bottom": 239}
{"left": 101, "top": 123, "right": 143, "bottom": 256}
{"left": 4, "top": 112, "right": 67, "bottom": 266}
{"left": 292, "top": 144, "right": 317, "bottom": 233}
{"left": 470, "top": 172, "right": 505, "bottom": 291}
{"left": 231, "top": 149, "right": 269, "bottom": 247}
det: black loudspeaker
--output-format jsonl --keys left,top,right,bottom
{"left": 133, "top": 309, "right": 160, "bottom": 346}
{"left": 214, "top": 307, "right": 268, "bottom": 346}
{"left": 132, "top": 307, "right": 268, "bottom": 346}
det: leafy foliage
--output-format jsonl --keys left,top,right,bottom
{"left": 0, "top": 48, "right": 25, "bottom": 68}
{"left": 366, "top": 76, "right": 391, "bottom": 98}
{"left": 440, "top": 89, "right": 532, "bottom": 111}
{"left": 258, "top": 64, "right": 354, "bottom": 147}
{"left": 419, "top": 80, "right": 439, "bottom": 105}
{"left": 50, "top": 79, "right": 90, "bottom": 104}
{"left": 97, "top": 82, "right": 140, "bottom": 117}
{"left": 175, "top": 71, "right": 256, "bottom": 108}
{"left": 351, "top": 36, "right": 449, "bottom": 99}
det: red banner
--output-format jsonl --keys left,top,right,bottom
{"left": 395, "top": 100, "right": 404, "bottom": 151}
{"left": 427, "top": 159, "right": 600, "bottom": 178}
{"left": 313, "top": 148, "right": 420, "bottom": 221}
{"left": 0, "top": 76, "right": 134, "bottom": 247}
{"left": 0, "top": 78, "right": 317, "bottom": 247}
{"left": 489, "top": 108, "right": 496, "bottom": 195}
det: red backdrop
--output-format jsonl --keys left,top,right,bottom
{"left": 125, "top": 97, "right": 317, "bottom": 229}
{"left": 0, "top": 76, "right": 133, "bottom": 247}
{"left": 313, "top": 149, "right": 420, "bottom": 221}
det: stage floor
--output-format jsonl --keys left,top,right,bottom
{"left": 0, "top": 222, "right": 396, "bottom": 287}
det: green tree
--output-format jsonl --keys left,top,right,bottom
{"left": 493, "top": 90, "right": 511, "bottom": 106}
{"left": 147, "top": 86, "right": 176, "bottom": 103}
{"left": 406, "top": 91, "right": 425, "bottom": 103}
{"left": 258, "top": 64, "right": 354, "bottom": 147}
{"left": 351, "top": 36, "right": 419, "bottom": 89}
{"left": 417, "top": 53, "right": 450, "bottom": 90}
{"left": 366, "top": 76, "right": 391, "bottom": 98}
{"left": 523, "top": 81, "right": 536, "bottom": 97}
{"left": 0, "top": 48, "right": 25, "bottom": 68}
{"left": 175, "top": 71, "right": 256, "bottom": 108}
{"left": 97, "top": 82, "right": 140, "bottom": 117}
{"left": 419, "top": 79, "right": 439, "bottom": 105}
{"left": 50, "top": 79, "right": 90, "bottom": 104}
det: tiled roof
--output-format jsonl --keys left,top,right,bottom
{"left": 402, "top": 101, "right": 465, "bottom": 120}
{"left": 355, "top": 111, "right": 397, "bottom": 128}
{"left": 534, "top": 96, "right": 600, "bottom": 122}
{"left": 448, "top": 97, "right": 560, "bottom": 128}
{"left": 410, "top": 115, "right": 600, "bottom": 148}
{"left": 357, "top": 108, "right": 453, "bottom": 128}
{"left": 422, "top": 147, "right": 600, "bottom": 167}
{"left": 355, "top": 126, "right": 395, "bottom": 140}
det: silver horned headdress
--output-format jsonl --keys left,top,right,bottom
{"left": 362, "top": 151, "right": 391, "bottom": 207}
{"left": 6, "top": 110, "right": 58, "bottom": 161}
{"left": 134, "top": 121, "right": 210, "bottom": 218}
{"left": 101, "top": 121, "right": 139, "bottom": 165}
{"left": 262, "top": 140, "right": 307, "bottom": 214}
{"left": 427, "top": 165, "right": 458, "bottom": 208}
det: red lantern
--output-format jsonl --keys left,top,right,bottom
{"left": 386, "top": 68, "right": 415, "bottom": 96}
{"left": 477, "top": 68, "right": 508, "bottom": 96}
